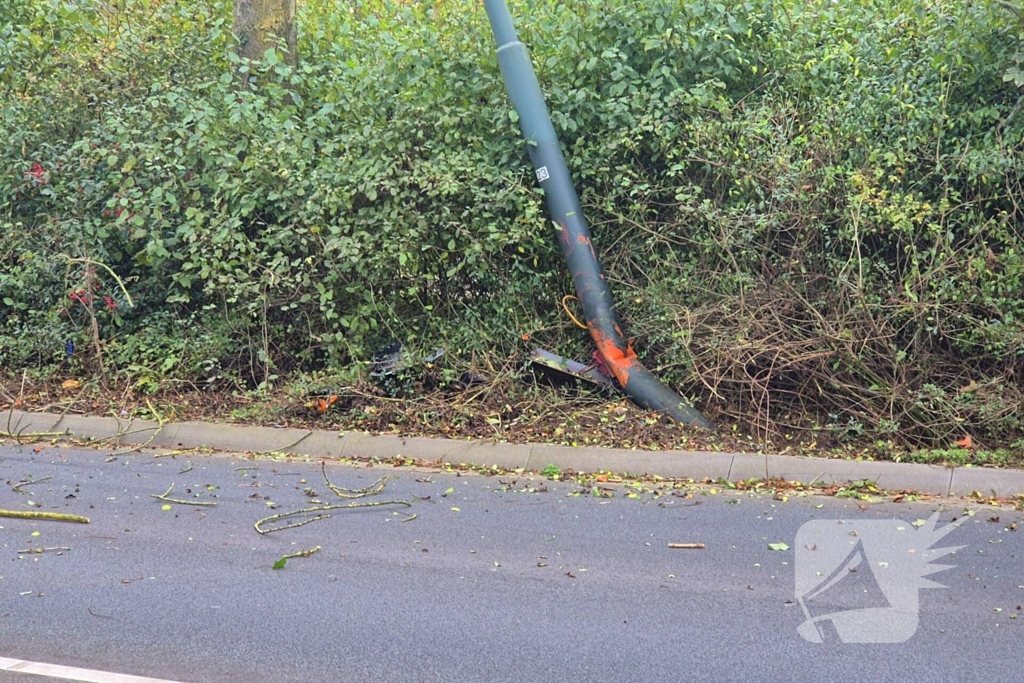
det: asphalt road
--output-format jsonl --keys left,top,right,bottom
{"left": 0, "top": 442, "right": 1021, "bottom": 682}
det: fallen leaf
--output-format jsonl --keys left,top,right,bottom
{"left": 768, "top": 542, "right": 789, "bottom": 551}
{"left": 161, "top": 504, "right": 172, "bottom": 511}
{"left": 272, "top": 557, "right": 287, "bottom": 570}
{"left": 955, "top": 434, "right": 973, "bottom": 449}
{"left": 912, "top": 519, "right": 927, "bottom": 527}
{"left": 450, "top": 507, "right": 460, "bottom": 512}
{"left": 62, "top": 379, "right": 81, "bottom": 389}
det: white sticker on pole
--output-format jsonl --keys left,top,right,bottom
{"left": 535, "top": 166, "right": 550, "bottom": 182}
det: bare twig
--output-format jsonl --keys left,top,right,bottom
{"left": 106, "top": 399, "right": 171, "bottom": 456}
{"left": 0, "top": 510, "right": 89, "bottom": 523}
{"left": 11, "top": 476, "right": 52, "bottom": 495}
{"left": 150, "top": 483, "right": 218, "bottom": 507}
{"left": 321, "top": 461, "right": 388, "bottom": 499}
{"left": 255, "top": 499, "right": 411, "bottom": 535}
{"left": 59, "top": 255, "right": 135, "bottom": 307}
{"left": 275, "top": 545, "right": 321, "bottom": 564}
{"left": 17, "top": 546, "right": 71, "bottom": 554}
{"left": 667, "top": 543, "right": 705, "bottom": 549}
{"left": 1, "top": 408, "right": 70, "bottom": 444}
{"left": 154, "top": 447, "right": 213, "bottom": 459}
{"left": 255, "top": 431, "right": 313, "bottom": 457}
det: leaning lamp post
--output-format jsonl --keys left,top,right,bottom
{"left": 482, "top": 0, "right": 711, "bottom": 429}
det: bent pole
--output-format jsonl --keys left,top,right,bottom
{"left": 482, "top": 0, "right": 711, "bottom": 429}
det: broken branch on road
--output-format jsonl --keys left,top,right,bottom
{"left": 11, "top": 476, "right": 52, "bottom": 494}
{"left": 255, "top": 499, "right": 411, "bottom": 534}
{"left": 272, "top": 545, "right": 322, "bottom": 569}
{"left": 321, "top": 461, "right": 388, "bottom": 498}
{"left": 151, "top": 482, "right": 218, "bottom": 507}
{"left": 105, "top": 399, "right": 170, "bottom": 457}
{"left": 0, "top": 509, "right": 89, "bottom": 523}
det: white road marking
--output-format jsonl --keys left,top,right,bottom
{"left": 0, "top": 657, "right": 189, "bottom": 683}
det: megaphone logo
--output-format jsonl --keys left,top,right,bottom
{"left": 795, "top": 513, "right": 962, "bottom": 643}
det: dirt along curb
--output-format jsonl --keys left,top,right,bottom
{"left": 4, "top": 409, "right": 1024, "bottom": 498}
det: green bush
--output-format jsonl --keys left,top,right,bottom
{"left": 2, "top": 0, "right": 1022, "bottom": 446}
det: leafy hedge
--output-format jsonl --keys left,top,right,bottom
{"left": 2, "top": 0, "right": 1023, "bottom": 446}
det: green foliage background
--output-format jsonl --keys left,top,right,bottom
{"left": 1, "top": 0, "right": 1022, "bottom": 446}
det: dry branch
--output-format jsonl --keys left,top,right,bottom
{"left": 151, "top": 483, "right": 218, "bottom": 507}
{"left": 278, "top": 546, "right": 321, "bottom": 562}
{"left": 0, "top": 510, "right": 89, "bottom": 523}
{"left": 321, "top": 461, "right": 388, "bottom": 499}
{"left": 255, "top": 499, "right": 411, "bottom": 535}
{"left": 11, "top": 476, "right": 52, "bottom": 495}
{"left": 106, "top": 399, "right": 170, "bottom": 456}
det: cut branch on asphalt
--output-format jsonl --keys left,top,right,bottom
{"left": 254, "top": 499, "right": 411, "bottom": 535}
{"left": 11, "top": 476, "right": 52, "bottom": 495}
{"left": 151, "top": 482, "right": 218, "bottom": 507}
{"left": 0, "top": 509, "right": 89, "bottom": 523}
{"left": 321, "top": 461, "right": 388, "bottom": 498}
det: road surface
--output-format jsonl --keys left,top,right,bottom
{"left": 0, "top": 442, "right": 1021, "bottom": 682}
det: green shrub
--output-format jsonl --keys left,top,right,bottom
{"left": 2, "top": 0, "right": 1022, "bottom": 447}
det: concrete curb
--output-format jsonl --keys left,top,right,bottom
{"left": 4, "top": 409, "right": 1024, "bottom": 497}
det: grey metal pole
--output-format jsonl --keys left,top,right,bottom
{"left": 482, "top": 0, "right": 710, "bottom": 429}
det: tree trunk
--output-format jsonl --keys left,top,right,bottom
{"left": 233, "top": 0, "right": 297, "bottom": 67}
